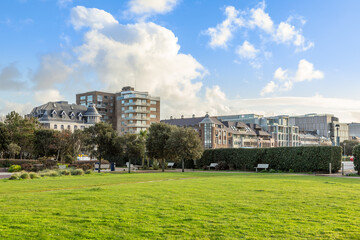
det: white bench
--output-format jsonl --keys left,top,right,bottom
{"left": 167, "top": 162, "right": 175, "bottom": 168}
{"left": 126, "top": 162, "right": 138, "bottom": 171}
{"left": 95, "top": 163, "right": 110, "bottom": 171}
{"left": 209, "top": 163, "right": 218, "bottom": 169}
{"left": 255, "top": 164, "right": 269, "bottom": 172}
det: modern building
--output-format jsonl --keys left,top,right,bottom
{"left": 349, "top": 123, "right": 360, "bottom": 138}
{"left": 115, "top": 86, "right": 160, "bottom": 135}
{"left": 218, "top": 114, "right": 299, "bottom": 147}
{"left": 289, "top": 113, "right": 349, "bottom": 144}
{"left": 76, "top": 87, "right": 160, "bottom": 135}
{"left": 29, "top": 101, "right": 101, "bottom": 132}
{"left": 162, "top": 114, "right": 273, "bottom": 149}
{"left": 76, "top": 91, "right": 116, "bottom": 128}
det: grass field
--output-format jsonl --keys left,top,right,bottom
{"left": 1, "top": 172, "right": 360, "bottom": 239}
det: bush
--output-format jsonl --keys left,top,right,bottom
{"left": 269, "top": 169, "right": 277, "bottom": 173}
{"left": 9, "top": 173, "right": 20, "bottom": 180}
{"left": 0, "top": 159, "right": 39, "bottom": 168}
{"left": 8, "top": 165, "right": 21, "bottom": 172}
{"left": 29, "top": 172, "right": 40, "bottom": 179}
{"left": 85, "top": 169, "right": 92, "bottom": 174}
{"left": 152, "top": 162, "right": 159, "bottom": 170}
{"left": 71, "top": 169, "right": 84, "bottom": 176}
{"left": 352, "top": 145, "right": 360, "bottom": 175}
{"left": 199, "top": 146, "right": 342, "bottom": 173}
{"left": 215, "top": 161, "right": 229, "bottom": 170}
{"left": 20, "top": 172, "right": 30, "bottom": 179}
{"left": 63, "top": 155, "right": 75, "bottom": 164}
{"left": 39, "top": 170, "right": 58, "bottom": 177}
{"left": 59, "top": 169, "right": 71, "bottom": 176}
{"left": 38, "top": 159, "right": 57, "bottom": 169}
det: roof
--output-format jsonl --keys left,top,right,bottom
{"left": 30, "top": 101, "right": 88, "bottom": 123}
{"left": 83, "top": 105, "right": 101, "bottom": 117}
{"left": 161, "top": 117, "right": 204, "bottom": 127}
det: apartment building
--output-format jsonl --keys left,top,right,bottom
{"left": 29, "top": 101, "right": 101, "bottom": 132}
{"left": 76, "top": 87, "right": 160, "bottom": 135}
{"left": 349, "top": 123, "right": 360, "bottom": 138}
{"left": 76, "top": 91, "right": 115, "bottom": 128}
{"left": 115, "top": 87, "right": 160, "bottom": 135}
{"left": 218, "top": 114, "right": 299, "bottom": 147}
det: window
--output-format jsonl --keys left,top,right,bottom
{"left": 121, "top": 100, "right": 124, "bottom": 104}
{"left": 81, "top": 126, "right": 85, "bottom": 130}
{"left": 150, "top": 114, "right": 156, "bottom": 118}
{"left": 110, "top": 103, "right": 113, "bottom": 106}
{"left": 129, "top": 106, "right": 133, "bottom": 110}
{"left": 129, "top": 99, "right": 133, "bottom": 103}
{"left": 110, "top": 96, "right": 113, "bottom": 100}
{"left": 122, "top": 107, "right": 124, "bottom": 111}
{"left": 87, "top": 95, "right": 93, "bottom": 102}
{"left": 121, "top": 114, "right": 125, "bottom": 118}
{"left": 61, "top": 125, "right": 64, "bottom": 130}
{"left": 110, "top": 109, "right": 113, "bottom": 113}
{"left": 150, "top": 107, "right": 156, "bottom": 111}
{"left": 80, "top": 96, "right": 86, "bottom": 100}
{"left": 97, "top": 95, "right": 103, "bottom": 101}
{"left": 74, "top": 126, "right": 78, "bottom": 130}
{"left": 68, "top": 125, "right": 71, "bottom": 130}
{"left": 150, "top": 100, "right": 156, "bottom": 105}
{"left": 80, "top": 102, "right": 86, "bottom": 106}
{"left": 129, "top": 113, "right": 133, "bottom": 118}
{"left": 54, "top": 124, "right": 57, "bottom": 129}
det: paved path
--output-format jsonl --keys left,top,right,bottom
{"left": 0, "top": 172, "right": 12, "bottom": 179}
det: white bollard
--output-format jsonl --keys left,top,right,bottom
{"left": 329, "top": 163, "right": 332, "bottom": 175}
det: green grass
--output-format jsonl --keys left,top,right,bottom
{"left": 0, "top": 172, "right": 360, "bottom": 239}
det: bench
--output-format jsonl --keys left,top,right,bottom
{"left": 209, "top": 163, "right": 218, "bottom": 169}
{"left": 95, "top": 163, "right": 110, "bottom": 171}
{"left": 126, "top": 162, "right": 138, "bottom": 171}
{"left": 255, "top": 164, "right": 269, "bottom": 172}
{"left": 167, "top": 162, "right": 175, "bottom": 168}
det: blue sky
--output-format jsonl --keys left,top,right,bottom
{"left": 1, "top": 0, "right": 360, "bottom": 122}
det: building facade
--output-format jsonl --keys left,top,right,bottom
{"left": 349, "top": 123, "right": 360, "bottom": 138}
{"left": 76, "top": 87, "right": 160, "bottom": 135}
{"left": 115, "top": 86, "right": 160, "bottom": 135}
{"left": 29, "top": 101, "right": 101, "bottom": 132}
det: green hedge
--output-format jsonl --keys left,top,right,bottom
{"left": 198, "top": 146, "right": 341, "bottom": 172}
{"left": 352, "top": 145, "right": 360, "bottom": 174}
{"left": 0, "top": 159, "right": 39, "bottom": 168}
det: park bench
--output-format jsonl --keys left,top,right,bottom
{"left": 167, "top": 162, "right": 175, "bottom": 168}
{"left": 255, "top": 164, "right": 269, "bottom": 172}
{"left": 95, "top": 163, "right": 110, "bottom": 171}
{"left": 126, "top": 162, "right": 138, "bottom": 171}
{"left": 209, "top": 163, "right": 218, "bottom": 169}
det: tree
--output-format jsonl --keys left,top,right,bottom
{"left": 166, "top": 127, "right": 204, "bottom": 172}
{"left": 8, "top": 143, "right": 21, "bottom": 159}
{"left": 353, "top": 145, "right": 360, "bottom": 175}
{"left": 340, "top": 140, "right": 359, "bottom": 156}
{"left": 84, "top": 122, "right": 118, "bottom": 172}
{"left": 146, "top": 123, "right": 174, "bottom": 172}
{"left": 0, "top": 123, "right": 10, "bottom": 158}
{"left": 34, "top": 129, "right": 57, "bottom": 158}
{"left": 123, "top": 133, "right": 146, "bottom": 173}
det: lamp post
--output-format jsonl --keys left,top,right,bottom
{"left": 335, "top": 124, "right": 340, "bottom": 147}
{"left": 343, "top": 142, "right": 346, "bottom": 156}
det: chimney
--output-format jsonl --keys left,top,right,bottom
{"left": 192, "top": 114, "right": 195, "bottom": 118}
{"left": 181, "top": 115, "right": 184, "bottom": 119}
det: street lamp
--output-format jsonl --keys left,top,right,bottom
{"left": 335, "top": 124, "right": 340, "bottom": 147}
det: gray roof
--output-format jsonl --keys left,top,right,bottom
{"left": 84, "top": 104, "right": 101, "bottom": 117}
{"left": 161, "top": 117, "right": 205, "bottom": 127}
{"left": 30, "top": 101, "right": 89, "bottom": 123}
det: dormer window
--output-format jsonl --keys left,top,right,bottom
{"left": 60, "top": 111, "right": 67, "bottom": 119}
{"left": 77, "top": 112, "right": 83, "bottom": 121}
{"left": 51, "top": 110, "right": 57, "bottom": 117}
{"left": 69, "top": 112, "right": 75, "bottom": 119}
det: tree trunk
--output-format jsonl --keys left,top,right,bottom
{"left": 98, "top": 158, "right": 101, "bottom": 173}
{"left": 162, "top": 159, "right": 165, "bottom": 172}
{"left": 128, "top": 158, "right": 131, "bottom": 173}
{"left": 182, "top": 159, "right": 185, "bottom": 172}
{"left": 142, "top": 157, "right": 144, "bottom": 168}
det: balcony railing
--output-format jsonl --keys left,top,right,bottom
{"left": 126, "top": 123, "right": 150, "bottom": 128}
{"left": 124, "top": 101, "right": 150, "bottom": 106}
{"left": 124, "top": 116, "right": 150, "bottom": 120}
{"left": 124, "top": 109, "right": 150, "bottom": 114}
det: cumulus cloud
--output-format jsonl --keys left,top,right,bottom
{"left": 274, "top": 22, "right": 314, "bottom": 51}
{"left": 0, "top": 63, "right": 27, "bottom": 90}
{"left": 70, "top": 6, "right": 118, "bottom": 30}
{"left": 248, "top": 3, "right": 274, "bottom": 33}
{"left": 0, "top": 98, "right": 33, "bottom": 116}
{"left": 205, "top": 6, "right": 244, "bottom": 48}
{"left": 128, "top": 0, "right": 179, "bottom": 16}
{"left": 261, "top": 59, "right": 324, "bottom": 95}
{"left": 236, "top": 41, "right": 259, "bottom": 59}
{"left": 34, "top": 89, "right": 65, "bottom": 104}
{"left": 57, "top": 0, "right": 72, "bottom": 8}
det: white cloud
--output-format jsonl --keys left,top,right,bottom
{"left": 70, "top": 6, "right": 118, "bottom": 30}
{"left": 236, "top": 41, "right": 259, "bottom": 59}
{"left": 0, "top": 99, "right": 33, "bottom": 116}
{"left": 128, "top": 0, "right": 178, "bottom": 15}
{"left": 248, "top": 4, "right": 274, "bottom": 33}
{"left": 205, "top": 6, "right": 244, "bottom": 48}
{"left": 57, "top": 0, "right": 72, "bottom": 8}
{"left": 261, "top": 59, "right": 324, "bottom": 95}
{"left": 260, "top": 81, "right": 277, "bottom": 96}
{"left": 0, "top": 63, "right": 27, "bottom": 90}
{"left": 34, "top": 89, "right": 65, "bottom": 104}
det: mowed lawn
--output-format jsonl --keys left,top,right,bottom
{"left": 0, "top": 172, "right": 360, "bottom": 239}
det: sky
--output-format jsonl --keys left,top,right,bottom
{"left": 0, "top": 0, "right": 360, "bottom": 122}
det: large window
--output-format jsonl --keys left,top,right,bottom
{"left": 150, "top": 100, "right": 156, "bottom": 105}
{"left": 204, "top": 123, "right": 212, "bottom": 148}
{"left": 87, "top": 95, "right": 93, "bottom": 102}
{"left": 80, "top": 96, "right": 86, "bottom": 100}
{"left": 150, "top": 114, "right": 156, "bottom": 118}
{"left": 97, "top": 95, "right": 103, "bottom": 101}
{"left": 150, "top": 107, "right": 156, "bottom": 111}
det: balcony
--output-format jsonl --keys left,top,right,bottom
{"left": 124, "top": 101, "right": 150, "bottom": 106}
{"left": 126, "top": 123, "right": 150, "bottom": 128}
{"left": 124, "top": 109, "right": 150, "bottom": 114}
{"left": 96, "top": 104, "right": 106, "bottom": 109}
{"left": 124, "top": 116, "right": 150, "bottom": 120}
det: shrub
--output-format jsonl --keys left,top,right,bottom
{"left": 8, "top": 165, "right": 21, "bottom": 172}
{"left": 39, "top": 170, "right": 58, "bottom": 177}
{"left": 199, "top": 146, "right": 341, "bottom": 173}
{"left": 71, "top": 169, "right": 84, "bottom": 176}
{"left": 289, "top": 169, "right": 295, "bottom": 173}
{"left": 68, "top": 163, "right": 94, "bottom": 171}
{"left": 215, "top": 161, "right": 229, "bottom": 170}
{"left": 353, "top": 145, "right": 360, "bottom": 175}
{"left": 152, "top": 162, "right": 159, "bottom": 170}
{"left": 59, "top": 169, "right": 71, "bottom": 176}
{"left": 63, "top": 155, "right": 75, "bottom": 164}
{"left": 0, "top": 159, "right": 39, "bottom": 168}
{"left": 29, "top": 172, "right": 40, "bottom": 179}
{"left": 85, "top": 169, "right": 92, "bottom": 174}
{"left": 269, "top": 169, "right": 277, "bottom": 173}
{"left": 9, "top": 173, "right": 20, "bottom": 180}
{"left": 21, "top": 163, "right": 33, "bottom": 172}
{"left": 20, "top": 172, "right": 30, "bottom": 179}
{"left": 38, "top": 159, "right": 57, "bottom": 169}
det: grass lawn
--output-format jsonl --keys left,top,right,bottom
{"left": 0, "top": 172, "right": 360, "bottom": 239}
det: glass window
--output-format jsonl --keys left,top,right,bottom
{"left": 129, "top": 106, "right": 133, "bottom": 110}
{"left": 150, "top": 100, "right": 156, "bottom": 104}
{"left": 74, "top": 126, "right": 78, "bottom": 130}
{"left": 61, "top": 125, "right": 64, "bottom": 130}
{"left": 150, "top": 107, "right": 156, "bottom": 111}
{"left": 68, "top": 125, "right": 71, "bottom": 130}
{"left": 87, "top": 95, "right": 93, "bottom": 102}
{"left": 104, "top": 96, "right": 108, "bottom": 99}
{"left": 80, "top": 96, "right": 86, "bottom": 100}
{"left": 150, "top": 114, "right": 156, "bottom": 118}
{"left": 110, "top": 109, "right": 113, "bottom": 113}
{"left": 121, "top": 100, "right": 124, "bottom": 104}
{"left": 97, "top": 95, "right": 102, "bottom": 101}
{"left": 54, "top": 124, "right": 57, "bottom": 129}
{"left": 129, "top": 99, "right": 133, "bottom": 103}
{"left": 129, "top": 114, "right": 133, "bottom": 118}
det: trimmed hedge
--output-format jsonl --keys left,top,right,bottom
{"left": 198, "top": 146, "right": 341, "bottom": 172}
{"left": 0, "top": 159, "right": 39, "bottom": 168}
{"left": 352, "top": 145, "right": 360, "bottom": 174}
